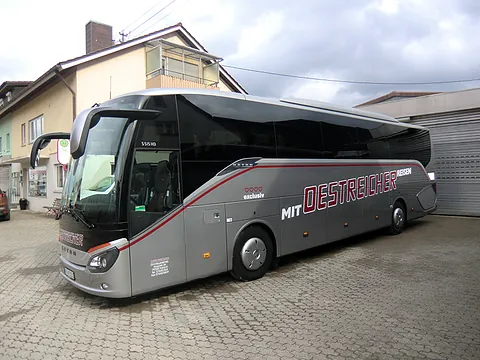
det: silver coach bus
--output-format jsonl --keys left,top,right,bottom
{"left": 30, "top": 89, "right": 437, "bottom": 298}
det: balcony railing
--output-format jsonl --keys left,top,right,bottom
{"left": 146, "top": 70, "right": 219, "bottom": 90}
{"left": 145, "top": 39, "right": 222, "bottom": 91}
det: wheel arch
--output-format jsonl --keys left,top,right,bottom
{"left": 232, "top": 219, "right": 279, "bottom": 259}
{"left": 392, "top": 196, "right": 408, "bottom": 221}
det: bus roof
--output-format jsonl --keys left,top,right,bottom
{"left": 112, "top": 88, "right": 406, "bottom": 126}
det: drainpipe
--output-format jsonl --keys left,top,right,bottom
{"left": 54, "top": 68, "right": 76, "bottom": 121}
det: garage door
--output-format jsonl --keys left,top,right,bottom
{"left": 0, "top": 165, "right": 10, "bottom": 193}
{"left": 410, "top": 109, "right": 480, "bottom": 216}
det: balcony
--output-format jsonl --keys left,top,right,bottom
{"left": 145, "top": 39, "right": 223, "bottom": 91}
{"left": 146, "top": 73, "right": 219, "bottom": 90}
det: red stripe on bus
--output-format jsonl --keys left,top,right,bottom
{"left": 118, "top": 162, "right": 426, "bottom": 251}
{"left": 257, "top": 163, "right": 425, "bottom": 170}
{"left": 88, "top": 242, "right": 111, "bottom": 253}
{"left": 257, "top": 163, "right": 429, "bottom": 178}
{"left": 118, "top": 166, "right": 255, "bottom": 251}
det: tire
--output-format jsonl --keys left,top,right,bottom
{"left": 231, "top": 225, "right": 274, "bottom": 282}
{"left": 3, "top": 212, "right": 10, "bottom": 221}
{"left": 389, "top": 201, "right": 406, "bottom": 235}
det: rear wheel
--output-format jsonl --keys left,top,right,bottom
{"left": 231, "top": 226, "right": 274, "bottom": 281}
{"left": 389, "top": 201, "right": 406, "bottom": 235}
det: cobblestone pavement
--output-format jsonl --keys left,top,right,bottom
{"left": 0, "top": 211, "right": 479, "bottom": 359}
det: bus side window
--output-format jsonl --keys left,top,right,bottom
{"left": 385, "top": 127, "right": 431, "bottom": 167}
{"left": 357, "top": 126, "right": 391, "bottom": 159}
{"left": 130, "top": 150, "right": 181, "bottom": 214}
{"left": 274, "top": 119, "right": 323, "bottom": 159}
{"left": 177, "top": 94, "right": 277, "bottom": 199}
{"left": 321, "top": 122, "right": 368, "bottom": 159}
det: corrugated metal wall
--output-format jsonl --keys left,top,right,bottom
{"left": 409, "top": 108, "right": 480, "bottom": 216}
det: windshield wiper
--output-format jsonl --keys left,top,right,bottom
{"left": 66, "top": 204, "right": 95, "bottom": 229}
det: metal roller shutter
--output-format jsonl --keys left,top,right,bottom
{"left": 0, "top": 165, "right": 10, "bottom": 193}
{"left": 409, "top": 109, "right": 480, "bottom": 216}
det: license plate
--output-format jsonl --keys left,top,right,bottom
{"left": 64, "top": 267, "right": 75, "bottom": 280}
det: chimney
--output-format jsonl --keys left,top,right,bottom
{"left": 86, "top": 21, "right": 113, "bottom": 54}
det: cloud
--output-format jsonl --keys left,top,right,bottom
{"left": 227, "top": 11, "right": 285, "bottom": 62}
{"left": 372, "top": 0, "right": 400, "bottom": 14}
{"left": 1, "top": 0, "right": 479, "bottom": 107}
{"left": 218, "top": 0, "right": 480, "bottom": 106}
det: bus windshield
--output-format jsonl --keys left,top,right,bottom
{"left": 63, "top": 116, "right": 129, "bottom": 224}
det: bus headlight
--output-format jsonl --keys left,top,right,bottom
{"left": 87, "top": 247, "right": 119, "bottom": 273}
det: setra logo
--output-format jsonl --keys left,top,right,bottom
{"left": 243, "top": 186, "right": 265, "bottom": 200}
{"left": 59, "top": 229, "right": 84, "bottom": 247}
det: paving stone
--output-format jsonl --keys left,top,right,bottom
{"left": 0, "top": 211, "right": 479, "bottom": 359}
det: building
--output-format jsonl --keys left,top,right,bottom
{"left": 0, "top": 81, "right": 31, "bottom": 201}
{"left": 355, "top": 91, "right": 440, "bottom": 107}
{"left": 356, "top": 88, "right": 480, "bottom": 217}
{"left": 0, "top": 22, "right": 246, "bottom": 212}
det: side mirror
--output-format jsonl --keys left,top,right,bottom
{"left": 30, "top": 132, "right": 71, "bottom": 169}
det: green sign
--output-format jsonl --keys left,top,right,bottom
{"left": 57, "top": 139, "right": 71, "bottom": 165}
{"left": 135, "top": 205, "right": 146, "bottom": 212}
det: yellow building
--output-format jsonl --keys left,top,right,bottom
{"left": 0, "top": 22, "right": 246, "bottom": 212}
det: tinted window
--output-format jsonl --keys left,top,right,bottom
{"left": 130, "top": 149, "right": 181, "bottom": 212}
{"left": 385, "top": 126, "right": 431, "bottom": 166}
{"left": 275, "top": 119, "right": 324, "bottom": 159}
{"left": 101, "top": 94, "right": 144, "bottom": 109}
{"left": 128, "top": 149, "right": 181, "bottom": 237}
{"left": 137, "top": 95, "right": 179, "bottom": 149}
{"left": 177, "top": 94, "right": 277, "bottom": 198}
{"left": 177, "top": 95, "right": 277, "bottom": 162}
{"left": 321, "top": 121, "right": 369, "bottom": 159}
{"left": 356, "top": 124, "right": 391, "bottom": 159}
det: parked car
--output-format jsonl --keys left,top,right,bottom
{"left": 0, "top": 189, "right": 10, "bottom": 221}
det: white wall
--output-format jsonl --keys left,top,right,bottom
{"left": 357, "top": 88, "right": 480, "bottom": 119}
{"left": 76, "top": 46, "right": 147, "bottom": 114}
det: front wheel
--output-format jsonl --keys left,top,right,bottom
{"left": 231, "top": 226, "right": 274, "bottom": 281}
{"left": 389, "top": 201, "right": 406, "bottom": 235}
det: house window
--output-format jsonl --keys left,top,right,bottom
{"left": 56, "top": 165, "right": 66, "bottom": 188}
{"left": 21, "top": 123, "right": 26, "bottom": 146}
{"left": 28, "top": 166, "right": 47, "bottom": 197}
{"left": 6, "top": 133, "right": 10, "bottom": 152}
{"left": 29, "top": 115, "right": 44, "bottom": 143}
{"left": 6, "top": 92, "right": 12, "bottom": 102}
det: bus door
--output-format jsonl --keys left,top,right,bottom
{"left": 127, "top": 117, "right": 187, "bottom": 296}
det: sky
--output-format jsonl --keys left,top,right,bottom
{"left": 1, "top": 0, "right": 480, "bottom": 107}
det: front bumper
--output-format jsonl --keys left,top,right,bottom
{"left": 59, "top": 245, "right": 132, "bottom": 298}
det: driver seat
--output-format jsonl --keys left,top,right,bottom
{"left": 147, "top": 160, "right": 171, "bottom": 213}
